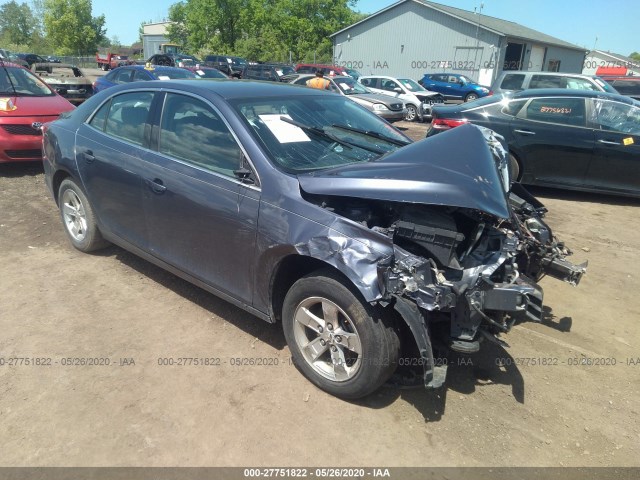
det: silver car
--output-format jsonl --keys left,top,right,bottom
{"left": 291, "top": 74, "right": 407, "bottom": 122}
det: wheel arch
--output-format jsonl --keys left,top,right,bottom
{"left": 52, "top": 169, "right": 73, "bottom": 206}
{"left": 269, "top": 254, "right": 356, "bottom": 324}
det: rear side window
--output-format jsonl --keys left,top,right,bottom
{"left": 529, "top": 75, "right": 564, "bottom": 89}
{"left": 104, "top": 92, "right": 154, "bottom": 146}
{"left": 159, "top": 93, "right": 243, "bottom": 177}
{"left": 500, "top": 74, "right": 525, "bottom": 90}
{"left": 501, "top": 99, "right": 527, "bottom": 116}
{"left": 523, "top": 97, "right": 586, "bottom": 127}
{"left": 360, "top": 78, "right": 374, "bottom": 87}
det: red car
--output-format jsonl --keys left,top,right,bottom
{"left": 0, "top": 62, "right": 75, "bottom": 163}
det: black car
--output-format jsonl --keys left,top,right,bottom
{"left": 42, "top": 80, "right": 584, "bottom": 399}
{"left": 428, "top": 89, "right": 640, "bottom": 197}
{"left": 601, "top": 76, "right": 640, "bottom": 101}
{"left": 17, "top": 53, "right": 48, "bottom": 67}
{"left": 241, "top": 63, "right": 297, "bottom": 82}
{"left": 146, "top": 53, "right": 202, "bottom": 68}
{"left": 202, "top": 55, "right": 246, "bottom": 78}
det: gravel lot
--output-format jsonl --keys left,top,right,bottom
{"left": 1, "top": 113, "right": 639, "bottom": 467}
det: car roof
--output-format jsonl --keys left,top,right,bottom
{"left": 104, "top": 79, "right": 337, "bottom": 100}
{"left": 600, "top": 76, "right": 640, "bottom": 81}
{"left": 511, "top": 88, "right": 636, "bottom": 104}
{"left": 503, "top": 71, "right": 600, "bottom": 78}
{"left": 0, "top": 62, "right": 26, "bottom": 69}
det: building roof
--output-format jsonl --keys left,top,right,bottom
{"left": 331, "top": 0, "right": 585, "bottom": 52}
{"left": 588, "top": 50, "right": 640, "bottom": 69}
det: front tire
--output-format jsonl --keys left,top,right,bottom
{"left": 509, "top": 153, "right": 522, "bottom": 182}
{"left": 405, "top": 104, "right": 418, "bottom": 122}
{"left": 282, "top": 270, "right": 399, "bottom": 399}
{"left": 58, "top": 179, "right": 109, "bottom": 252}
{"left": 464, "top": 92, "right": 479, "bottom": 102}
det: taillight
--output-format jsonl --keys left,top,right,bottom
{"left": 431, "top": 118, "right": 468, "bottom": 130}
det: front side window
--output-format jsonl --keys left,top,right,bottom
{"left": 380, "top": 79, "right": 399, "bottom": 91}
{"left": 132, "top": 69, "right": 152, "bottom": 82}
{"left": 159, "top": 93, "right": 242, "bottom": 177}
{"left": 565, "top": 77, "right": 598, "bottom": 91}
{"left": 522, "top": 97, "right": 586, "bottom": 127}
{"left": 104, "top": 92, "right": 153, "bottom": 146}
{"left": 111, "top": 69, "right": 133, "bottom": 84}
{"left": 591, "top": 99, "right": 640, "bottom": 134}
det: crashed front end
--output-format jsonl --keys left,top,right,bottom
{"left": 299, "top": 124, "right": 586, "bottom": 389}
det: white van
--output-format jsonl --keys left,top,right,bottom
{"left": 359, "top": 75, "right": 445, "bottom": 122}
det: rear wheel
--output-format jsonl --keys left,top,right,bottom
{"left": 58, "top": 179, "right": 109, "bottom": 252}
{"left": 283, "top": 270, "right": 399, "bottom": 399}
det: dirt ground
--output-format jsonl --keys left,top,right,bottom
{"left": 1, "top": 118, "right": 639, "bottom": 468}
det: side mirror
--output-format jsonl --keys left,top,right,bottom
{"left": 393, "top": 87, "right": 402, "bottom": 93}
{"left": 234, "top": 167, "right": 255, "bottom": 185}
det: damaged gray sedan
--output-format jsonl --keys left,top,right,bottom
{"left": 42, "top": 80, "right": 586, "bottom": 399}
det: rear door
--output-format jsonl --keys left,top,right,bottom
{"left": 511, "top": 96, "right": 594, "bottom": 186}
{"left": 141, "top": 91, "right": 260, "bottom": 303}
{"left": 586, "top": 98, "right": 640, "bottom": 193}
{"left": 75, "top": 91, "right": 155, "bottom": 248}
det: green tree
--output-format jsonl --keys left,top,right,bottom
{"left": 0, "top": 1, "right": 37, "bottom": 46}
{"left": 630, "top": 52, "right": 640, "bottom": 62}
{"left": 168, "top": 0, "right": 360, "bottom": 62}
{"left": 43, "top": 0, "right": 107, "bottom": 55}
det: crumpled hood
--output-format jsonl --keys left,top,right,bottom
{"left": 298, "top": 123, "right": 510, "bottom": 219}
{"left": 351, "top": 92, "right": 403, "bottom": 107}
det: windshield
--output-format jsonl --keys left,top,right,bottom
{"left": 398, "top": 78, "right": 426, "bottom": 92}
{"left": 593, "top": 76, "right": 619, "bottom": 94}
{"left": 333, "top": 77, "right": 369, "bottom": 95}
{"left": 345, "top": 69, "right": 361, "bottom": 79}
{"left": 231, "top": 57, "right": 247, "bottom": 66}
{"left": 275, "top": 66, "right": 295, "bottom": 76}
{"left": 0, "top": 66, "right": 55, "bottom": 96}
{"left": 231, "top": 95, "right": 410, "bottom": 173}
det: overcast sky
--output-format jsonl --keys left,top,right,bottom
{"left": 89, "top": 0, "right": 635, "bottom": 56}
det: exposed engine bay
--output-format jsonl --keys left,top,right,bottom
{"left": 301, "top": 126, "right": 587, "bottom": 389}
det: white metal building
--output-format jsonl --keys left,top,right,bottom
{"left": 331, "top": 0, "right": 587, "bottom": 84}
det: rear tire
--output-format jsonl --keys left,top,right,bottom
{"left": 58, "top": 179, "right": 109, "bottom": 253}
{"left": 282, "top": 269, "right": 399, "bottom": 399}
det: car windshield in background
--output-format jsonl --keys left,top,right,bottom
{"left": 156, "top": 69, "right": 199, "bottom": 80}
{"left": 345, "top": 68, "right": 361, "bottom": 79}
{"left": 231, "top": 95, "right": 409, "bottom": 173}
{"left": 277, "top": 66, "right": 295, "bottom": 75}
{"left": 398, "top": 78, "right": 425, "bottom": 92}
{"left": 193, "top": 68, "right": 227, "bottom": 79}
{"left": 594, "top": 77, "right": 619, "bottom": 94}
{"left": 333, "top": 77, "right": 369, "bottom": 95}
{"left": 0, "top": 66, "right": 54, "bottom": 96}
{"left": 231, "top": 58, "right": 247, "bottom": 67}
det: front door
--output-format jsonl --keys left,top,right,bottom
{"left": 586, "top": 98, "right": 640, "bottom": 194}
{"left": 142, "top": 92, "right": 260, "bottom": 303}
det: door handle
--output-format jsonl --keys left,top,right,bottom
{"left": 146, "top": 178, "right": 167, "bottom": 194}
{"left": 597, "top": 139, "right": 620, "bottom": 146}
{"left": 83, "top": 150, "right": 96, "bottom": 163}
{"left": 514, "top": 129, "right": 536, "bottom": 136}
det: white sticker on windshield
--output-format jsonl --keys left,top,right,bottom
{"left": 258, "top": 114, "right": 311, "bottom": 143}
{"left": 227, "top": 58, "right": 232, "bottom": 63}
{"left": 157, "top": 75, "right": 170, "bottom": 80}
{"left": 197, "top": 70, "right": 205, "bottom": 75}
